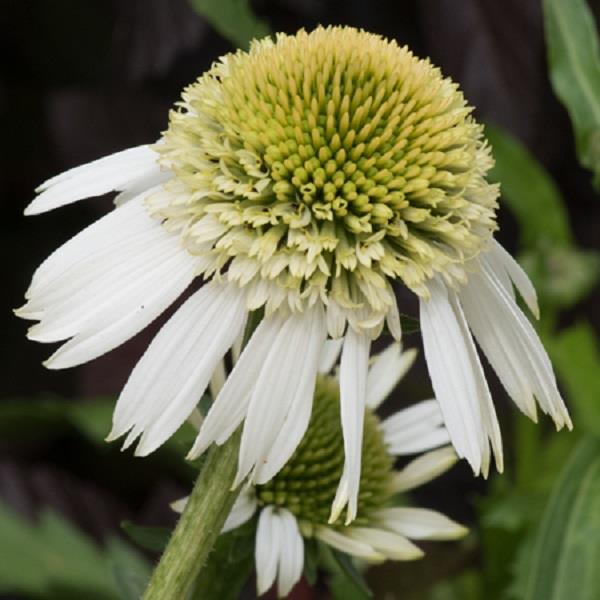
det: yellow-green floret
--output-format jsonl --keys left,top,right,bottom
{"left": 255, "top": 375, "right": 394, "bottom": 527}
{"left": 154, "top": 26, "right": 499, "bottom": 328}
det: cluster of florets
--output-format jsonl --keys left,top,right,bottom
{"left": 154, "top": 26, "right": 499, "bottom": 334}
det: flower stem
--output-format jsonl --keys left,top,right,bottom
{"left": 142, "top": 431, "right": 242, "bottom": 600}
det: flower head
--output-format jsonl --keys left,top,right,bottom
{"left": 155, "top": 26, "right": 497, "bottom": 329}
{"left": 174, "top": 344, "right": 465, "bottom": 597}
{"left": 18, "top": 26, "right": 570, "bottom": 525}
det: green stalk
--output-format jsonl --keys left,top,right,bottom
{"left": 142, "top": 431, "right": 241, "bottom": 600}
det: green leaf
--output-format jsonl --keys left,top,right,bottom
{"left": 0, "top": 501, "right": 149, "bottom": 600}
{"left": 424, "top": 570, "right": 483, "bottom": 600}
{"left": 188, "top": 0, "right": 270, "bottom": 50}
{"left": 121, "top": 521, "right": 171, "bottom": 552}
{"left": 486, "top": 124, "right": 571, "bottom": 247}
{"left": 0, "top": 396, "right": 197, "bottom": 454}
{"left": 519, "top": 246, "right": 600, "bottom": 310}
{"left": 522, "top": 436, "right": 600, "bottom": 600}
{"left": 319, "top": 543, "right": 372, "bottom": 599}
{"left": 486, "top": 124, "right": 600, "bottom": 309}
{"left": 189, "top": 519, "right": 256, "bottom": 600}
{"left": 106, "top": 538, "right": 152, "bottom": 600}
{"left": 548, "top": 322, "right": 600, "bottom": 435}
{"left": 543, "top": 0, "right": 600, "bottom": 188}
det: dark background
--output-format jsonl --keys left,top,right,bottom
{"left": 1, "top": 1, "right": 599, "bottom": 598}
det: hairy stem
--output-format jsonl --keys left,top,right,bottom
{"left": 142, "top": 432, "right": 241, "bottom": 600}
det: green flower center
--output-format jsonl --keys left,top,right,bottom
{"left": 255, "top": 375, "right": 394, "bottom": 527}
{"left": 155, "top": 26, "right": 499, "bottom": 325}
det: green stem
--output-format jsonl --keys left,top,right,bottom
{"left": 142, "top": 432, "right": 242, "bottom": 600}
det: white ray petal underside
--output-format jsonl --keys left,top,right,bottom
{"left": 109, "top": 282, "right": 247, "bottom": 456}
{"left": 330, "top": 328, "right": 371, "bottom": 525}
{"left": 26, "top": 145, "right": 161, "bottom": 215}
{"left": 188, "top": 314, "right": 284, "bottom": 459}
{"left": 236, "top": 305, "right": 326, "bottom": 486}
{"left": 366, "top": 344, "right": 417, "bottom": 410}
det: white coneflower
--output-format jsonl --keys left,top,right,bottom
{"left": 173, "top": 344, "right": 465, "bottom": 597}
{"left": 18, "top": 26, "right": 570, "bottom": 524}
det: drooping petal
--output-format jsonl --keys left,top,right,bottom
{"left": 420, "top": 278, "right": 501, "bottom": 475}
{"left": 330, "top": 328, "right": 371, "bottom": 525}
{"left": 275, "top": 509, "right": 304, "bottom": 598}
{"left": 366, "top": 344, "right": 417, "bottom": 410}
{"left": 486, "top": 240, "right": 539, "bottom": 319}
{"left": 235, "top": 305, "right": 326, "bottom": 487}
{"left": 315, "top": 526, "right": 384, "bottom": 562}
{"left": 114, "top": 170, "right": 171, "bottom": 206}
{"left": 391, "top": 446, "right": 458, "bottom": 493}
{"left": 318, "top": 338, "right": 344, "bottom": 374}
{"left": 447, "top": 289, "right": 503, "bottom": 474}
{"left": 20, "top": 193, "right": 157, "bottom": 305}
{"left": 459, "top": 261, "right": 571, "bottom": 431}
{"left": 254, "top": 306, "right": 327, "bottom": 484}
{"left": 374, "top": 507, "right": 468, "bottom": 541}
{"left": 255, "top": 507, "right": 279, "bottom": 596}
{"left": 108, "top": 282, "right": 247, "bottom": 456}
{"left": 222, "top": 486, "right": 258, "bottom": 533}
{"left": 347, "top": 527, "right": 424, "bottom": 561}
{"left": 187, "top": 314, "right": 284, "bottom": 459}
{"left": 380, "top": 399, "right": 450, "bottom": 455}
{"left": 25, "top": 145, "right": 161, "bottom": 215}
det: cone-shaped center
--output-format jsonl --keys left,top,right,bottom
{"left": 156, "top": 26, "right": 499, "bottom": 322}
{"left": 255, "top": 375, "right": 394, "bottom": 526}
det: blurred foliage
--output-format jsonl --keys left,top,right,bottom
{"left": 543, "top": 0, "right": 600, "bottom": 189}
{"left": 190, "top": 519, "right": 256, "bottom": 600}
{"left": 0, "top": 501, "right": 150, "bottom": 600}
{"left": 521, "top": 437, "right": 600, "bottom": 600}
{"left": 488, "top": 124, "right": 600, "bottom": 315}
{"left": 188, "top": 0, "right": 270, "bottom": 49}
{"left": 0, "top": 396, "right": 198, "bottom": 457}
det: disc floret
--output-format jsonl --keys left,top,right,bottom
{"left": 154, "top": 26, "right": 499, "bottom": 333}
{"left": 255, "top": 375, "right": 394, "bottom": 528}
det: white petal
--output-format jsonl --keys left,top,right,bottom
{"left": 188, "top": 314, "right": 284, "bottom": 459}
{"left": 420, "top": 278, "right": 502, "bottom": 475}
{"left": 330, "top": 329, "right": 371, "bottom": 525}
{"left": 109, "top": 283, "right": 246, "bottom": 456}
{"left": 347, "top": 527, "right": 424, "bottom": 561}
{"left": 275, "top": 509, "right": 304, "bottom": 598}
{"left": 26, "top": 145, "right": 161, "bottom": 215}
{"left": 256, "top": 507, "right": 280, "bottom": 596}
{"left": 22, "top": 194, "right": 153, "bottom": 302}
{"left": 374, "top": 507, "right": 468, "bottom": 541}
{"left": 236, "top": 305, "right": 326, "bottom": 487}
{"left": 380, "top": 399, "right": 450, "bottom": 455}
{"left": 315, "top": 526, "right": 384, "bottom": 562}
{"left": 114, "top": 170, "right": 171, "bottom": 206}
{"left": 42, "top": 252, "right": 197, "bottom": 369}
{"left": 366, "top": 344, "right": 417, "bottom": 410}
{"left": 460, "top": 261, "right": 571, "bottom": 431}
{"left": 170, "top": 496, "right": 188, "bottom": 514}
{"left": 209, "top": 359, "right": 227, "bottom": 399}
{"left": 326, "top": 299, "right": 347, "bottom": 338}
{"left": 254, "top": 305, "right": 327, "bottom": 484}
{"left": 487, "top": 240, "right": 539, "bottom": 319}
{"left": 222, "top": 486, "right": 258, "bottom": 533}
{"left": 447, "top": 290, "right": 503, "bottom": 474}
{"left": 392, "top": 446, "right": 457, "bottom": 492}
{"left": 318, "top": 338, "right": 344, "bottom": 374}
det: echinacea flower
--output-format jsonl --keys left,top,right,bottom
{"left": 173, "top": 343, "right": 465, "bottom": 597}
{"left": 18, "top": 26, "right": 570, "bottom": 523}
